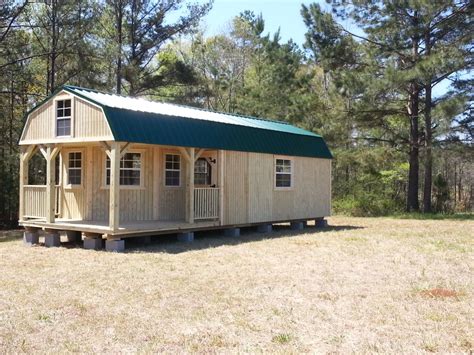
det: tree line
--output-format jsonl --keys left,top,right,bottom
{"left": 0, "top": 0, "right": 472, "bottom": 226}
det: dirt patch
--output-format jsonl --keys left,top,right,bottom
{"left": 420, "top": 288, "right": 460, "bottom": 299}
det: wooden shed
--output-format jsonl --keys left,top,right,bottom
{"left": 19, "top": 85, "right": 332, "bottom": 250}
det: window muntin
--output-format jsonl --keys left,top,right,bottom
{"left": 165, "top": 154, "right": 181, "bottom": 186}
{"left": 275, "top": 158, "right": 292, "bottom": 188}
{"left": 67, "top": 152, "right": 82, "bottom": 185}
{"left": 56, "top": 99, "right": 72, "bottom": 136}
{"left": 194, "top": 158, "right": 211, "bottom": 185}
{"left": 106, "top": 152, "right": 142, "bottom": 186}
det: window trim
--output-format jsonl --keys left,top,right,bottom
{"left": 274, "top": 156, "right": 294, "bottom": 190}
{"left": 65, "top": 150, "right": 84, "bottom": 188}
{"left": 54, "top": 96, "right": 74, "bottom": 138}
{"left": 102, "top": 149, "right": 145, "bottom": 189}
{"left": 164, "top": 152, "right": 182, "bottom": 188}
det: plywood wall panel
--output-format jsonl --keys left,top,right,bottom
{"left": 157, "top": 148, "right": 186, "bottom": 220}
{"left": 21, "top": 92, "right": 112, "bottom": 144}
{"left": 224, "top": 151, "right": 331, "bottom": 224}
{"left": 223, "top": 151, "right": 248, "bottom": 225}
{"left": 247, "top": 153, "right": 273, "bottom": 223}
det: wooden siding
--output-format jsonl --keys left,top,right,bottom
{"left": 24, "top": 143, "right": 330, "bottom": 226}
{"left": 156, "top": 148, "right": 186, "bottom": 220}
{"left": 223, "top": 151, "right": 248, "bottom": 225}
{"left": 55, "top": 144, "right": 187, "bottom": 223}
{"left": 61, "top": 189, "right": 85, "bottom": 219}
{"left": 248, "top": 153, "right": 274, "bottom": 223}
{"left": 88, "top": 145, "right": 157, "bottom": 222}
{"left": 20, "top": 92, "right": 113, "bottom": 144}
{"left": 223, "top": 150, "right": 331, "bottom": 225}
{"left": 74, "top": 98, "right": 111, "bottom": 138}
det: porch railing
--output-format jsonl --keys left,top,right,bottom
{"left": 24, "top": 185, "right": 47, "bottom": 219}
{"left": 194, "top": 188, "right": 219, "bottom": 220}
{"left": 23, "top": 185, "right": 61, "bottom": 219}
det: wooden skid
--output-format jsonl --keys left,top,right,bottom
{"left": 19, "top": 217, "right": 326, "bottom": 239}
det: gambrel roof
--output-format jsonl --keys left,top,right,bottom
{"left": 25, "top": 85, "right": 333, "bottom": 159}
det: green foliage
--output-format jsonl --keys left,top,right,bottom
{"left": 0, "top": 1, "right": 472, "bottom": 226}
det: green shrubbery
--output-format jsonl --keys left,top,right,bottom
{"left": 333, "top": 194, "right": 403, "bottom": 217}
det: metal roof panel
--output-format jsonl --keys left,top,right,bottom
{"left": 30, "top": 85, "right": 334, "bottom": 159}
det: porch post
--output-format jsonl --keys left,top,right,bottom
{"left": 218, "top": 150, "right": 225, "bottom": 225}
{"left": 185, "top": 147, "right": 195, "bottom": 223}
{"left": 19, "top": 145, "right": 35, "bottom": 222}
{"left": 45, "top": 145, "right": 60, "bottom": 223}
{"left": 109, "top": 141, "right": 121, "bottom": 231}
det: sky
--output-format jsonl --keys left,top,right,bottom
{"left": 198, "top": 0, "right": 455, "bottom": 97}
{"left": 200, "top": 0, "right": 325, "bottom": 45}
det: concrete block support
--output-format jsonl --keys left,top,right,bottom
{"left": 290, "top": 221, "right": 304, "bottom": 230}
{"left": 177, "top": 232, "right": 194, "bottom": 242}
{"left": 315, "top": 218, "right": 328, "bottom": 228}
{"left": 44, "top": 230, "right": 60, "bottom": 247}
{"left": 65, "top": 230, "right": 82, "bottom": 243}
{"left": 23, "top": 228, "right": 39, "bottom": 246}
{"left": 105, "top": 239, "right": 125, "bottom": 252}
{"left": 224, "top": 228, "right": 240, "bottom": 237}
{"left": 84, "top": 238, "right": 103, "bottom": 250}
{"left": 257, "top": 224, "right": 272, "bottom": 233}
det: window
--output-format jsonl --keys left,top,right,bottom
{"left": 165, "top": 154, "right": 180, "bottom": 186}
{"left": 106, "top": 152, "right": 142, "bottom": 186}
{"left": 67, "top": 152, "right": 82, "bottom": 185}
{"left": 275, "top": 158, "right": 292, "bottom": 188}
{"left": 194, "top": 158, "right": 211, "bottom": 185}
{"left": 56, "top": 99, "right": 72, "bottom": 136}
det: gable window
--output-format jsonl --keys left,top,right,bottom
{"left": 67, "top": 152, "right": 82, "bottom": 185}
{"left": 194, "top": 158, "right": 211, "bottom": 185}
{"left": 106, "top": 152, "right": 142, "bottom": 186}
{"left": 56, "top": 99, "right": 72, "bottom": 136}
{"left": 165, "top": 154, "right": 180, "bottom": 186}
{"left": 275, "top": 158, "right": 292, "bottom": 188}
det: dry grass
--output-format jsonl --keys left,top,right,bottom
{"left": 0, "top": 216, "right": 472, "bottom": 353}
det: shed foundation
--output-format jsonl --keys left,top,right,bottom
{"left": 44, "top": 230, "right": 60, "bottom": 247}
{"left": 257, "top": 224, "right": 272, "bottom": 233}
{"left": 177, "top": 232, "right": 194, "bottom": 242}
{"left": 290, "top": 221, "right": 304, "bottom": 230}
{"left": 23, "top": 228, "right": 39, "bottom": 246}
{"left": 224, "top": 228, "right": 240, "bottom": 237}
{"left": 315, "top": 218, "right": 328, "bottom": 228}
{"left": 105, "top": 239, "right": 125, "bottom": 252}
{"left": 65, "top": 230, "right": 82, "bottom": 243}
{"left": 84, "top": 237, "right": 103, "bottom": 250}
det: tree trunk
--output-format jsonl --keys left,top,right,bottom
{"left": 48, "top": 0, "right": 58, "bottom": 94}
{"left": 406, "top": 15, "right": 420, "bottom": 212}
{"left": 422, "top": 28, "right": 433, "bottom": 213}
{"left": 423, "top": 82, "right": 432, "bottom": 212}
{"left": 406, "top": 79, "right": 420, "bottom": 212}
{"left": 115, "top": 3, "right": 123, "bottom": 94}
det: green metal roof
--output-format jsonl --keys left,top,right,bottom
{"left": 45, "top": 85, "right": 333, "bottom": 158}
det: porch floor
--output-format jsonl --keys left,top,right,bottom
{"left": 20, "top": 218, "right": 221, "bottom": 238}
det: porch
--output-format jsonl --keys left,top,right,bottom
{"left": 19, "top": 142, "right": 225, "bottom": 237}
{"left": 20, "top": 218, "right": 221, "bottom": 237}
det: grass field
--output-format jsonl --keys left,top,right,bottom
{"left": 0, "top": 216, "right": 472, "bottom": 353}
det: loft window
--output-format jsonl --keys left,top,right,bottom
{"left": 275, "top": 158, "right": 292, "bottom": 188}
{"left": 67, "top": 152, "right": 82, "bottom": 185}
{"left": 106, "top": 152, "right": 142, "bottom": 186}
{"left": 194, "top": 158, "right": 211, "bottom": 185}
{"left": 165, "top": 154, "right": 180, "bottom": 186}
{"left": 56, "top": 99, "right": 71, "bottom": 136}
